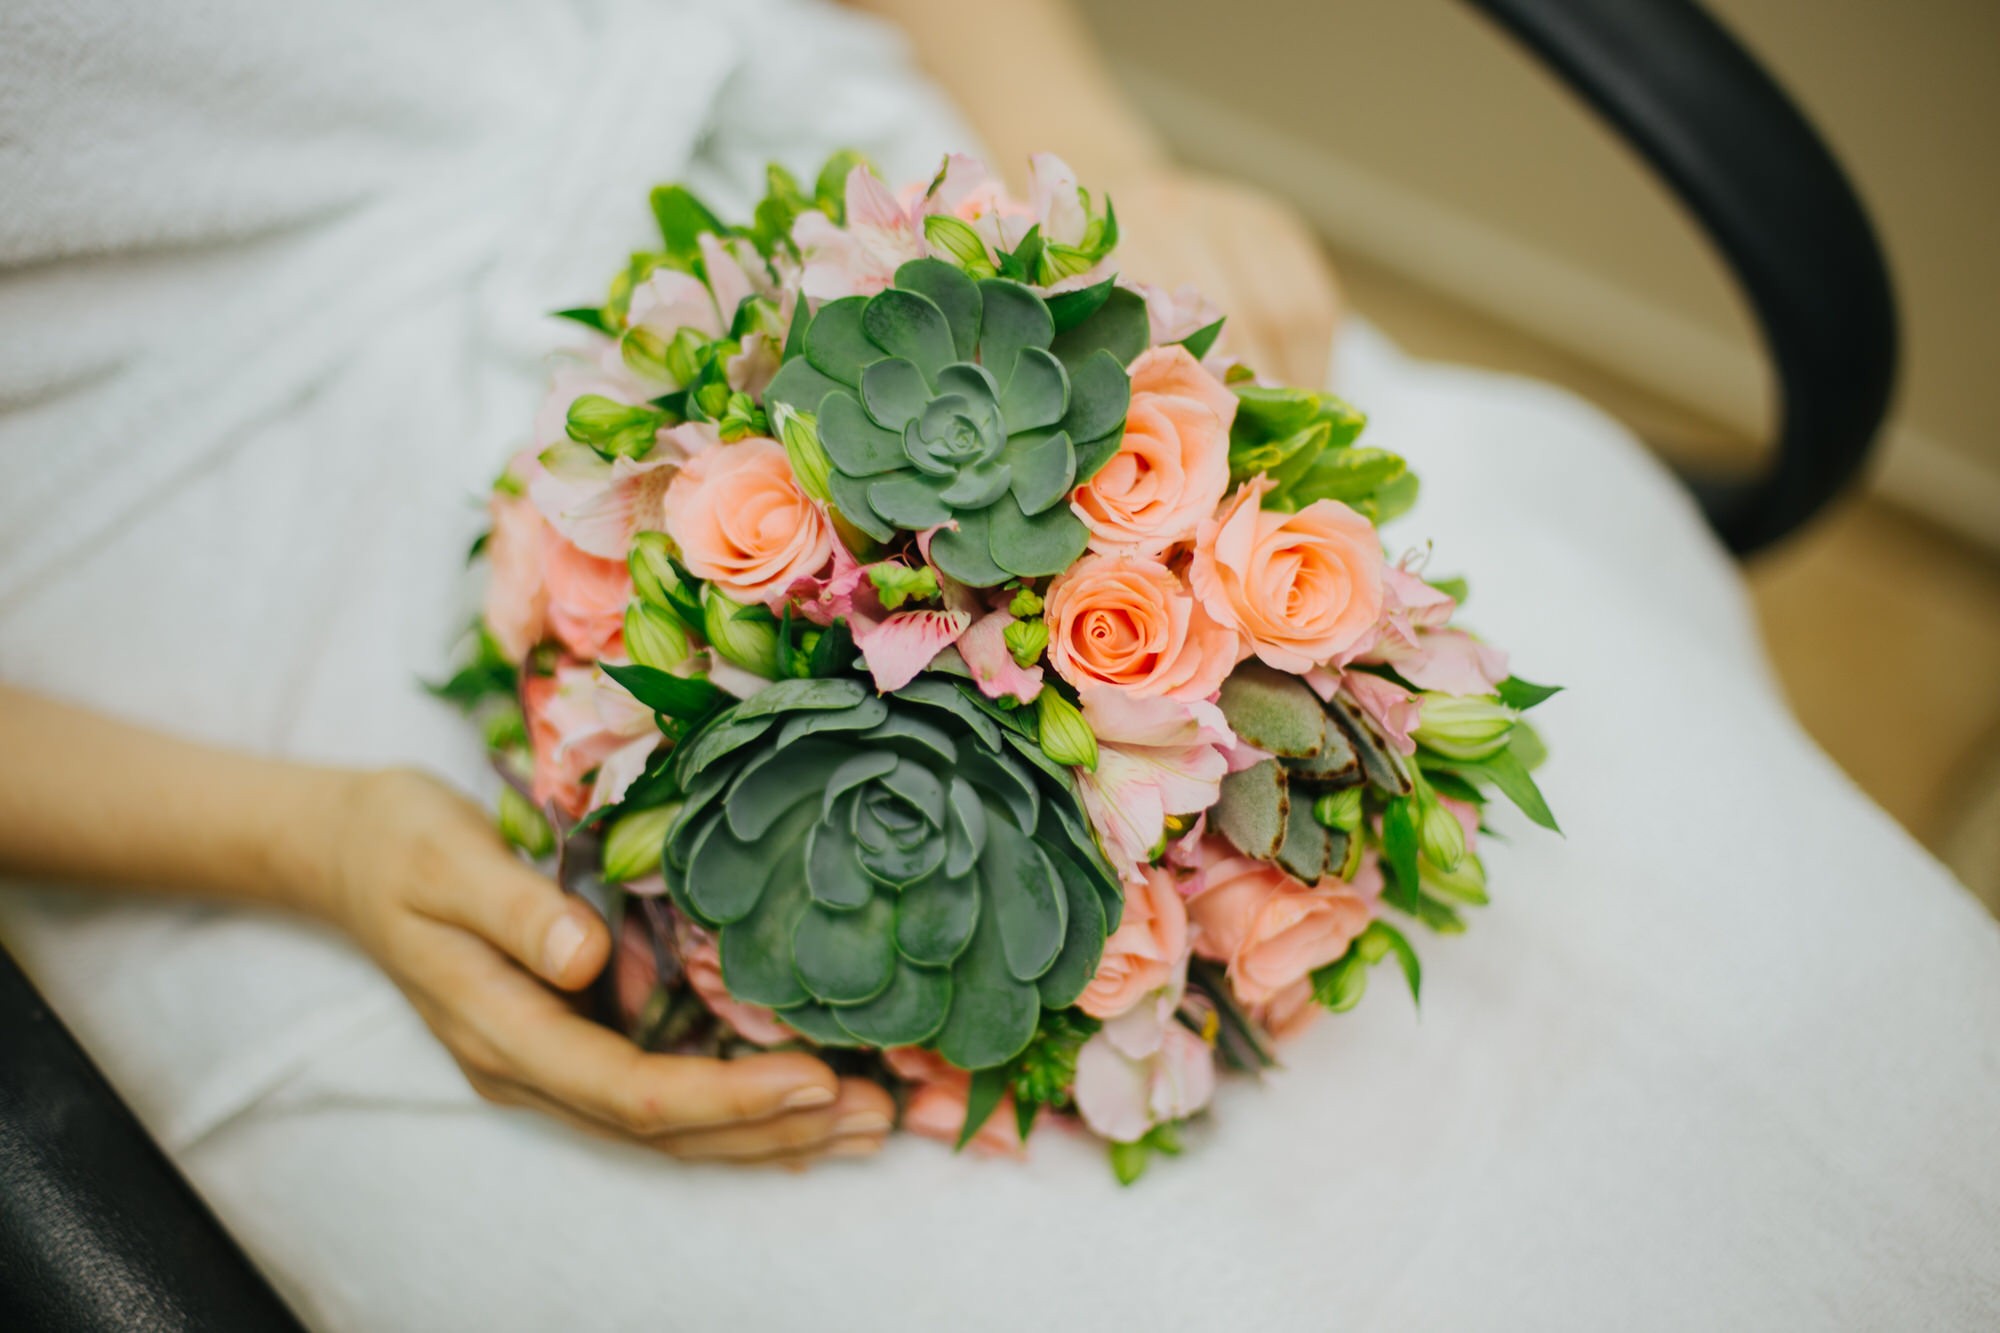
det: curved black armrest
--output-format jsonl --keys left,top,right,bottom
{"left": 1460, "top": 0, "right": 1898, "bottom": 554}
{"left": 0, "top": 946, "right": 305, "bottom": 1332}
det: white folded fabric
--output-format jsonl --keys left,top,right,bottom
{"left": 3, "top": 0, "right": 1996, "bottom": 1327}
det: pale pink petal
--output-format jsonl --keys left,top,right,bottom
{"left": 1149, "top": 1024, "right": 1218, "bottom": 1123}
{"left": 956, "top": 611, "right": 1045, "bottom": 703}
{"left": 628, "top": 269, "right": 723, "bottom": 342}
{"left": 589, "top": 732, "right": 660, "bottom": 811}
{"left": 1027, "top": 152, "right": 1089, "bottom": 247}
{"left": 1072, "top": 1030, "right": 1156, "bottom": 1143}
{"left": 529, "top": 453, "right": 676, "bottom": 560}
{"left": 698, "top": 232, "right": 755, "bottom": 324}
{"left": 1392, "top": 629, "right": 1510, "bottom": 695}
{"left": 851, "top": 608, "right": 972, "bottom": 692}
{"left": 1342, "top": 671, "right": 1421, "bottom": 756}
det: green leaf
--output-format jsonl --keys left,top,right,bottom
{"left": 1058, "top": 348, "right": 1132, "bottom": 452}
{"left": 1366, "top": 919, "right": 1423, "bottom": 1007}
{"left": 868, "top": 472, "right": 954, "bottom": 528}
{"left": 1177, "top": 317, "right": 1225, "bottom": 361}
{"left": 1276, "top": 788, "right": 1334, "bottom": 882}
{"left": 1015, "top": 1097, "right": 1041, "bottom": 1142}
{"left": 893, "top": 258, "right": 983, "bottom": 362}
{"left": 998, "top": 346, "right": 1070, "bottom": 432}
{"left": 813, "top": 150, "right": 871, "bottom": 222}
{"left": 1311, "top": 949, "right": 1370, "bottom": 1012}
{"left": 1497, "top": 677, "right": 1563, "bottom": 711}
{"left": 1110, "top": 1139, "right": 1151, "bottom": 1185}
{"left": 599, "top": 662, "right": 725, "bottom": 721}
{"left": 863, "top": 288, "right": 954, "bottom": 383}
{"left": 974, "top": 279, "right": 1055, "bottom": 381}
{"left": 792, "top": 894, "right": 897, "bottom": 1004}
{"left": 894, "top": 869, "right": 980, "bottom": 966}
{"left": 1212, "top": 759, "right": 1288, "bottom": 861}
{"left": 831, "top": 959, "right": 952, "bottom": 1047}
{"left": 1217, "top": 663, "right": 1328, "bottom": 757}
{"left": 859, "top": 357, "right": 930, "bottom": 432}
{"left": 1380, "top": 795, "right": 1424, "bottom": 914}
{"left": 987, "top": 492, "right": 1090, "bottom": 579}
{"left": 818, "top": 393, "right": 909, "bottom": 476}
{"left": 803, "top": 297, "right": 878, "bottom": 386}
{"left": 1005, "top": 428, "right": 1076, "bottom": 517}
{"left": 956, "top": 1066, "right": 1010, "bottom": 1150}
{"left": 650, "top": 185, "right": 725, "bottom": 260}
{"left": 935, "top": 905, "right": 1041, "bottom": 1069}
{"left": 1049, "top": 286, "right": 1148, "bottom": 371}
{"left": 552, "top": 306, "right": 611, "bottom": 334}
{"left": 916, "top": 509, "right": 995, "bottom": 586}
{"left": 1044, "top": 274, "right": 1116, "bottom": 333}
{"left": 1465, "top": 742, "right": 1560, "bottom": 832}
{"left": 981, "top": 820, "right": 1067, "bottom": 982}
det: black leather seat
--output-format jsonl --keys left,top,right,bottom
{"left": 0, "top": 1, "right": 1894, "bottom": 1327}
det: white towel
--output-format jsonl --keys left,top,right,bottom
{"left": 0, "top": 0, "right": 974, "bottom": 1147}
{"left": 4, "top": 2, "right": 1997, "bottom": 1328}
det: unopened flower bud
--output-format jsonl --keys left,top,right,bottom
{"left": 715, "top": 390, "right": 767, "bottom": 443}
{"left": 1036, "top": 690, "right": 1098, "bottom": 771}
{"left": 867, "top": 562, "right": 939, "bottom": 611}
{"left": 1007, "top": 586, "right": 1044, "bottom": 618}
{"left": 1413, "top": 693, "right": 1516, "bottom": 761}
{"left": 1004, "top": 618, "right": 1049, "bottom": 668}
{"left": 1418, "top": 795, "right": 1467, "bottom": 872}
{"left": 618, "top": 326, "right": 674, "bottom": 383}
{"left": 624, "top": 601, "right": 693, "bottom": 671}
{"left": 923, "top": 214, "right": 997, "bottom": 277}
{"left": 628, "top": 533, "right": 686, "bottom": 612}
{"left": 481, "top": 702, "right": 527, "bottom": 754}
{"left": 702, "top": 587, "right": 780, "bottom": 679}
{"left": 497, "top": 786, "right": 554, "bottom": 858}
{"left": 1312, "top": 787, "right": 1364, "bottom": 833}
{"left": 601, "top": 803, "right": 681, "bottom": 883}
{"left": 771, "top": 403, "right": 833, "bottom": 502}
{"left": 565, "top": 394, "right": 663, "bottom": 460}
{"left": 1425, "top": 851, "right": 1489, "bottom": 906}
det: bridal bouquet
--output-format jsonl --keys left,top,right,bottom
{"left": 439, "top": 151, "right": 1560, "bottom": 1180}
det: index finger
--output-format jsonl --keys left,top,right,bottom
{"left": 486, "top": 975, "right": 839, "bottom": 1135}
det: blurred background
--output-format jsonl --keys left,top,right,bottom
{"left": 1075, "top": 0, "right": 2000, "bottom": 912}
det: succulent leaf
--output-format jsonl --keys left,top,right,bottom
{"left": 663, "top": 682, "right": 1116, "bottom": 1069}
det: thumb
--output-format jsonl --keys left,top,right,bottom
{"left": 415, "top": 821, "right": 613, "bottom": 991}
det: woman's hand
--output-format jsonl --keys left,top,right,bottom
{"left": 316, "top": 769, "right": 895, "bottom": 1167}
{"left": 1110, "top": 169, "right": 1344, "bottom": 390}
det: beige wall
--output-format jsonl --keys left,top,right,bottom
{"left": 1075, "top": 0, "right": 2000, "bottom": 548}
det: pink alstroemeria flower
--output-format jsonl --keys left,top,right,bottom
{"left": 955, "top": 609, "right": 1045, "bottom": 704}
{"left": 793, "top": 165, "right": 927, "bottom": 301}
{"left": 1071, "top": 1002, "right": 1217, "bottom": 1144}
{"left": 1318, "top": 668, "right": 1421, "bottom": 757}
{"left": 523, "top": 662, "right": 660, "bottom": 820}
{"left": 1376, "top": 628, "right": 1510, "bottom": 696}
{"left": 1074, "top": 690, "right": 1234, "bottom": 882}
{"left": 851, "top": 608, "right": 971, "bottom": 693}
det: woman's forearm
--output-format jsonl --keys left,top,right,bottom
{"left": 0, "top": 683, "right": 351, "bottom": 917}
{"left": 846, "top": 0, "right": 1167, "bottom": 191}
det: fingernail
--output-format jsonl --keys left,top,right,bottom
{"left": 835, "top": 1111, "right": 892, "bottom": 1136}
{"left": 827, "top": 1136, "right": 883, "bottom": 1157}
{"left": 782, "top": 1085, "right": 837, "bottom": 1111}
{"left": 542, "top": 914, "right": 587, "bottom": 977}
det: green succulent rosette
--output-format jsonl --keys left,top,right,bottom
{"left": 661, "top": 677, "right": 1122, "bottom": 1070}
{"left": 764, "top": 258, "right": 1148, "bottom": 586}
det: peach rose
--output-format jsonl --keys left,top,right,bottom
{"left": 542, "top": 527, "right": 630, "bottom": 660}
{"left": 1188, "top": 476, "right": 1385, "bottom": 672}
{"left": 660, "top": 438, "right": 833, "bottom": 605}
{"left": 1188, "top": 844, "right": 1376, "bottom": 1006}
{"left": 1249, "top": 978, "right": 1322, "bottom": 1042}
{"left": 1071, "top": 345, "right": 1233, "bottom": 555}
{"left": 883, "top": 1048, "right": 1029, "bottom": 1157}
{"left": 1078, "top": 864, "right": 1190, "bottom": 1019}
{"left": 484, "top": 490, "right": 549, "bottom": 662}
{"left": 1043, "top": 554, "right": 1238, "bottom": 702}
